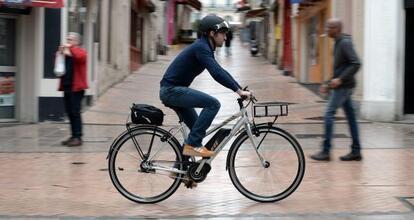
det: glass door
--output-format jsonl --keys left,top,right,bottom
{"left": 0, "top": 17, "right": 17, "bottom": 121}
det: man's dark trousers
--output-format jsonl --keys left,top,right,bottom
{"left": 64, "top": 90, "right": 85, "bottom": 138}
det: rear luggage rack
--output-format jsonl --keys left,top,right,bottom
{"left": 253, "top": 102, "right": 289, "bottom": 117}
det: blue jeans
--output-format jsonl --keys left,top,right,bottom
{"left": 323, "top": 88, "right": 361, "bottom": 153}
{"left": 160, "top": 86, "right": 221, "bottom": 148}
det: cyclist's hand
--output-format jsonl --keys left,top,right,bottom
{"left": 237, "top": 89, "right": 252, "bottom": 100}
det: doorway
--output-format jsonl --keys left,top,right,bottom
{"left": 0, "top": 17, "right": 17, "bottom": 121}
{"left": 404, "top": 8, "right": 414, "bottom": 114}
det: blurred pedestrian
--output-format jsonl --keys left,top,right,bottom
{"left": 310, "top": 18, "right": 362, "bottom": 161}
{"left": 57, "top": 32, "right": 88, "bottom": 147}
{"left": 225, "top": 27, "right": 233, "bottom": 56}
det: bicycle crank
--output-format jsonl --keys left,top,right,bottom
{"left": 187, "top": 163, "right": 211, "bottom": 183}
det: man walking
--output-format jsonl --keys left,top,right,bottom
{"left": 310, "top": 18, "right": 362, "bottom": 161}
{"left": 57, "top": 32, "right": 88, "bottom": 147}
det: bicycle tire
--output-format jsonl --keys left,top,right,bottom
{"left": 227, "top": 125, "right": 305, "bottom": 202}
{"left": 108, "top": 125, "right": 183, "bottom": 203}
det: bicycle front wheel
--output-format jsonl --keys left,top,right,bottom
{"left": 228, "top": 125, "right": 305, "bottom": 202}
{"left": 108, "top": 125, "right": 183, "bottom": 203}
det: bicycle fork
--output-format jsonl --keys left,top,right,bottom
{"left": 245, "top": 122, "right": 269, "bottom": 168}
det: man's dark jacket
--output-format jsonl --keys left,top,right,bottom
{"left": 333, "top": 34, "right": 361, "bottom": 89}
{"left": 160, "top": 36, "right": 241, "bottom": 92}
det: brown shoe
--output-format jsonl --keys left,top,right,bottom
{"left": 183, "top": 144, "right": 215, "bottom": 157}
{"left": 66, "top": 137, "right": 82, "bottom": 147}
{"left": 61, "top": 137, "right": 73, "bottom": 145}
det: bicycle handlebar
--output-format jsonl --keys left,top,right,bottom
{"left": 237, "top": 86, "right": 256, "bottom": 109}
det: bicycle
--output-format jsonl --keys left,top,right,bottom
{"left": 107, "top": 94, "right": 305, "bottom": 203}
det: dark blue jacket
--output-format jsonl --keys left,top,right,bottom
{"left": 160, "top": 36, "right": 241, "bottom": 92}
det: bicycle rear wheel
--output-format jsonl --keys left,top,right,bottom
{"left": 228, "top": 125, "right": 305, "bottom": 202}
{"left": 108, "top": 125, "right": 183, "bottom": 203}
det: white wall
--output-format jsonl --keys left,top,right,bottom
{"left": 361, "top": 0, "right": 405, "bottom": 121}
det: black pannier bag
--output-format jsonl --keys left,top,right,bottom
{"left": 130, "top": 104, "right": 164, "bottom": 125}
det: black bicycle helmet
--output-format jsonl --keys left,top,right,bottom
{"left": 199, "top": 15, "right": 230, "bottom": 35}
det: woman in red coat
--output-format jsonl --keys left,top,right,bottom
{"left": 58, "top": 32, "right": 88, "bottom": 147}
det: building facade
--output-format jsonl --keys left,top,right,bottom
{"left": 0, "top": 0, "right": 132, "bottom": 122}
{"left": 245, "top": 0, "right": 412, "bottom": 121}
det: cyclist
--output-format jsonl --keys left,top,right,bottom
{"left": 160, "top": 15, "right": 251, "bottom": 158}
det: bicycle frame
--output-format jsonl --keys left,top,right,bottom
{"left": 146, "top": 101, "right": 268, "bottom": 176}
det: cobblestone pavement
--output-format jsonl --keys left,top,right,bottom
{"left": 0, "top": 39, "right": 413, "bottom": 219}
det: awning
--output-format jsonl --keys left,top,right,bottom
{"left": 176, "top": 0, "right": 202, "bottom": 11}
{"left": 0, "top": 0, "right": 64, "bottom": 8}
{"left": 245, "top": 8, "right": 267, "bottom": 18}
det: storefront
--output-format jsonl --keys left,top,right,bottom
{"left": 38, "top": 0, "right": 100, "bottom": 121}
{"left": 0, "top": 0, "right": 63, "bottom": 122}
{"left": 0, "top": 0, "right": 139, "bottom": 122}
